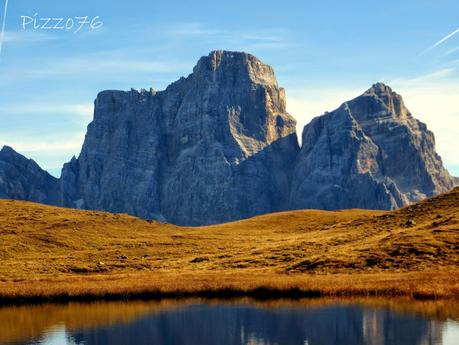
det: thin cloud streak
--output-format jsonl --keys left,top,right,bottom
{"left": 431, "top": 27, "right": 459, "bottom": 49}
{"left": 1, "top": 138, "right": 84, "bottom": 153}
{"left": 389, "top": 68, "right": 456, "bottom": 85}
{"left": 161, "top": 22, "right": 291, "bottom": 51}
{"left": 0, "top": 53, "right": 194, "bottom": 88}
{"left": 6, "top": 56, "right": 192, "bottom": 78}
{"left": 422, "top": 27, "right": 459, "bottom": 55}
{"left": 2, "top": 30, "right": 60, "bottom": 44}
{"left": 0, "top": 103, "right": 93, "bottom": 117}
{"left": 0, "top": 0, "right": 9, "bottom": 56}
{"left": 443, "top": 46, "right": 459, "bottom": 57}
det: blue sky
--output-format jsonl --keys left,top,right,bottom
{"left": 1, "top": 0, "right": 459, "bottom": 176}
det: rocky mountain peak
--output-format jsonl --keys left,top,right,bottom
{"left": 354, "top": 82, "right": 409, "bottom": 120}
{"left": 1, "top": 145, "right": 34, "bottom": 167}
{"left": 56, "top": 50, "right": 299, "bottom": 225}
{"left": 0, "top": 52, "right": 456, "bottom": 225}
{"left": 0, "top": 145, "right": 59, "bottom": 205}
{"left": 365, "top": 82, "right": 394, "bottom": 96}
{"left": 291, "top": 83, "right": 456, "bottom": 211}
{"left": 192, "top": 50, "right": 278, "bottom": 87}
{"left": 0, "top": 145, "right": 15, "bottom": 157}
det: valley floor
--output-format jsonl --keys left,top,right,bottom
{"left": 0, "top": 188, "right": 458, "bottom": 303}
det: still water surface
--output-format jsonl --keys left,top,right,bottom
{"left": 2, "top": 299, "right": 458, "bottom": 345}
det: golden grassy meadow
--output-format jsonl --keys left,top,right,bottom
{"left": 0, "top": 187, "right": 457, "bottom": 302}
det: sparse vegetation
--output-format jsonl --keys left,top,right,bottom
{"left": 0, "top": 188, "right": 458, "bottom": 303}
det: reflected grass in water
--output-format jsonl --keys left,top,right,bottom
{"left": 0, "top": 300, "right": 182, "bottom": 344}
{"left": 0, "top": 298, "right": 458, "bottom": 344}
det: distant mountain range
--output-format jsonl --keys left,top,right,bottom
{"left": 0, "top": 50, "right": 457, "bottom": 225}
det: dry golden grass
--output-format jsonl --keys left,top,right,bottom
{"left": 0, "top": 187, "right": 458, "bottom": 302}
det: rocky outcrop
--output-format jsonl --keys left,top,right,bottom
{"left": 0, "top": 146, "right": 59, "bottom": 204}
{"left": 290, "top": 83, "right": 456, "bottom": 211}
{"left": 0, "top": 52, "right": 456, "bottom": 225}
{"left": 59, "top": 51, "right": 299, "bottom": 225}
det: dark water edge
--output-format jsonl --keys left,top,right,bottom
{"left": 0, "top": 285, "right": 449, "bottom": 307}
{"left": 0, "top": 287, "right": 322, "bottom": 306}
{"left": 1, "top": 298, "right": 458, "bottom": 345}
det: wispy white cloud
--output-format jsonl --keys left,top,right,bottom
{"left": 0, "top": 0, "right": 9, "bottom": 56}
{"left": 443, "top": 46, "right": 459, "bottom": 57}
{"left": 0, "top": 132, "right": 85, "bottom": 177}
{"left": 389, "top": 68, "right": 456, "bottom": 85}
{"left": 1, "top": 136, "right": 84, "bottom": 153}
{"left": 0, "top": 23, "right": 291, "bottom": 86}
{"left": 165, "top": 22, "right": 226, "bottom": 38}
{"left": 2, "top": 30, "right": 60, "bottom": 44}
{"left": 0, "top": 102, "right": 93, "bottom": 131}
{"left": 0, "top": 103, "right": 91, "bottom": 175}
{"left": 33, "top": 58, "right": 191, "bottom": 76}
{"left": 161, "top": 22, "right": 291, "bottom": 51}
{"left": 0, "top": 54, "right": 193, "bottom": 83}
{"left": 422, "top": 27, "right": 459, "bottom": 56}
{"left": 430, "top": 27, "right": 459, "bottom": 50}
{"left": 287, "top": 87, "right": 363, "bottom": 135}
{"left": 0, "top": 101, "right": 92, "bottom": 159}
{"left": 0, "top": 53, "right": 194, "bottom": 91}
{"left": 0, "top": 103, "right": 92, "bottom": 117}
{"left": 0, "top": 103, "right": 93, "bottom": 157}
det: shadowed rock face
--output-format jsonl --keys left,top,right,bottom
{"left": 59, "top": 51, "right": 300, "bottom": 225}
{"left": 0, "top": 146, "right": 59, "bottom": 205}
{"left": 0, "top": 53, "right": 456, "bottom": 225}
{"left": 290, "top": 83, "right": 456, "bottom": 211}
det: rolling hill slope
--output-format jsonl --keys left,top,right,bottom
{"left": 0, "top": 187, "right": 458, "bottom": 301}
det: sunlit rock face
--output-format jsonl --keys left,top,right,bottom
{"left": 59, "top": 51, "right": 299, "bottom": 225}
{"left": 0, "top": 52, "right": 456, "bottom": 225}
{"left": 290, "top": 83, "right": 456, "bottom": 211}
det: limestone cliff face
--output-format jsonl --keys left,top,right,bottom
{"left": 290, "top": 83, "right": 456, "bottom": 210}
{"left": 0, "top": 52, "right": 456, "bottom": 225}
{"left": 0, "top": 146, "right": 59, "bottom": 204}
{"left": 60, "top": 51, "right": 299, "bottom": 225}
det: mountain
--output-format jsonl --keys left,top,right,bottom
{"left": 290, "top": 83, "right": 457, "bottom": 211}
{"left": 0, "top": 51, "right": 457, "bottom": 225}
{"left": 0, "top": 146, "right": 59, "bottom": 205}
{"left": 59, "top": 51, "right": 299, "bottom": 225}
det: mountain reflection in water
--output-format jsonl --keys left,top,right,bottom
{"left": 4, "top": 300, "right": 459, "bottom": 345}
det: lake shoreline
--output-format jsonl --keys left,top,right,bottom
{"left": 1, "top": 190, "right": 457, "bottom": 307}
{"left": 1, "top": 271, "right": 457, "bottom": 306}
{"left": 1, "top": 296, "right": 457, "bottom": 345}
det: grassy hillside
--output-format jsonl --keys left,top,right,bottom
{"left": 0, "top": 187, "right": 458, "bottom": 301}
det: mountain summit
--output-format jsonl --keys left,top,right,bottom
{"left": 0, "top": 52, "right": 456, "bottom": 225}
{"left": 290, "top": 82, "right": 456, "bottom": 210}
{"left": 59, "top": 51, "right": 299, "bottom": 225}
